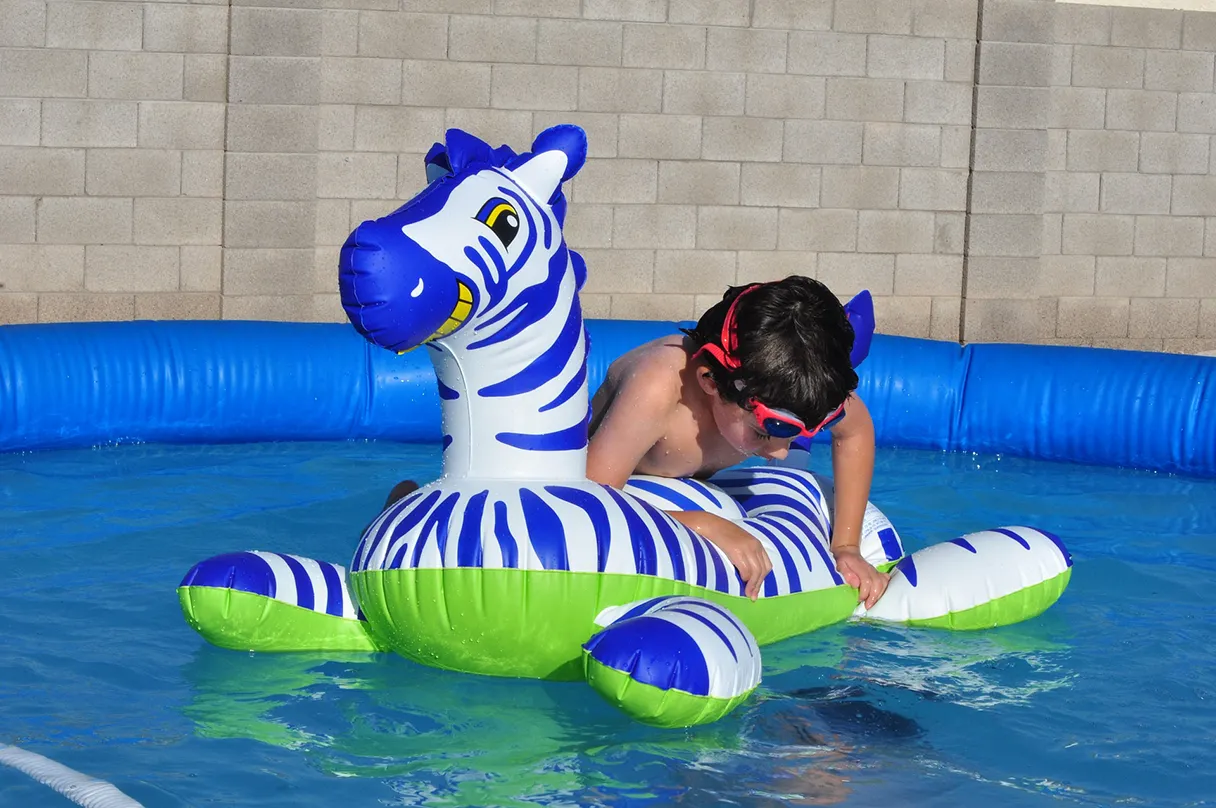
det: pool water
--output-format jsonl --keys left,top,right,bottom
{"left": 1, "top": 442, "right": 1213, "bottom": 807}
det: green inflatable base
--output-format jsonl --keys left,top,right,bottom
{"left": 897, "top": 568, "right": 1072, "bottom": 630}
{"left": 584, "top": 654, "right": 754, "bottom": 728}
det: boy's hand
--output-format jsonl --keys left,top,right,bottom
{"left": 712, "top": 529, "right": 774, "bottom": 602}
{"left": 833, "top": 547, "right": 889, "bottom": 610}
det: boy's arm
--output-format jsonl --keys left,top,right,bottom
{"left": 828, "top": 393, "right": 889, "bottom": 609}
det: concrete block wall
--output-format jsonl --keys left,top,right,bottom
{"left": 0, "top": 0, "right": 1213, "bottom": 353}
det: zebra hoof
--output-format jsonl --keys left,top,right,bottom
{"left": 178, "top": 551, "right": 384, "bottom": 653}
{"left": 583, "top": 596, "right": 761, "bottom": 728}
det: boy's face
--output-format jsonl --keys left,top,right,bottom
{"left": 698, "top": 371, "right": 794, "bottom": 461}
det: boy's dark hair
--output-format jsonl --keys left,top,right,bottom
{"left": 682, "top": 276, "right": 858, "bottom": 424}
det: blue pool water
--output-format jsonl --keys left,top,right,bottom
{"left": 1, "top": 442, "right": 1214, "bottom": 807}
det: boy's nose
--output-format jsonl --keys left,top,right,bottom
{"left": 761, "top": 445, "right": 790, "bottom": 461}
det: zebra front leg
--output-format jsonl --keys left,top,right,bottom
{"left": 178, "top": 551, "right": 386, "bottom": 653}
{"left": 582, "top": 596, "right": 762, "bottom": 727}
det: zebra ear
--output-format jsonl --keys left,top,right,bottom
{"left": 510, "top": 124, "right": 587, "bottom": 203}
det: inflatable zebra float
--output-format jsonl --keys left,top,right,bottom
{"left": 178, "top": 125, "right": 1072, "bottom": 727}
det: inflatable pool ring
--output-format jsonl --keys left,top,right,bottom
{"left": 178, "top": 125, "right": 1072, "bottom": 727}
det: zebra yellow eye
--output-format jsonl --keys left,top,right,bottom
{"left": 474, "top": 198, "right": 520, "bottom": 248}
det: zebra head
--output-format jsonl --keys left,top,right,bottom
{"left": 340, "top": 125, "right": 591, "bottom": 482}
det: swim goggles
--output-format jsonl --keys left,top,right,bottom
{"left": 693, "top": 284, "right": 848, "bottom": 440}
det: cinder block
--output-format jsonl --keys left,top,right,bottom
{"left": 0, "top": 245, "right": 83, "bottom": 291}
{"left": 784, "top": 120, "right": 864, "bottom": 165}
{"left": 0, "top": 293, "right": 38, "bottom": 325}
{"left": 960, "top": 256, "right": 1038, "bottom": 299}
{"left": 357, "top": 11, "right": 446, "bottom": 59}
{"left": 825, "top": 78, "right": 904, "bottom": 122}
{"left": 977, "top": 39, "right": 1055, "bottom": 86}
{"left": 653, "top": 249, "right": 735, "bottom": 293}
{"left": 562, "top": 203, "right": 613, "bottom": 248}
{"left": 225, "top": 153, "right": 317, "bottom": 201}
{"left": 702, "top": 118, "right": 783, "bottom": 162}
{"left": 0, "top": 100, "right": 39, "bottom": 146}
{"left": 1039, "top": 254, "right": 1096, "bottom": 296}
{"left": 1145, "top": 50, "right": 1214, "bottom": 93}
{"left": 622, "top": 23, "right": 704, "bottom": 70}
{"left": 135, "top": 293, "right": 221, "bottom": 320}
{"left": 975, "top": 86, "right": 1049, "bottom": 129}
{"left": 777, "top": 208, "right": 858, "bottom": 251}
{"left": 317, "top": 152, "right": 396, "bottom": 199}
{"left": 580, "top": 293, "right": 611, "bottom": 317}
{"left": 940, "top": 125, "right": 971, "bottom": 169}
{"left": 1047, "top": 129, "right": 1067, "bottom": 171}
{"left": 134, "top": 198, "right": 222, "bottom": 245}
{"left": 1048, "top": 87, "right": 1105, "bottom": 129}
{"left": 867, "top": 35, "right": 944, "bottom": 80}
{"left": 982, "top": 1, "right": 1053, "bottom": 44}
{"left": 1045, "top": 171, "right": 1098, "bottom": 213}
{"left": 857, "top": 210, "right": 934, "bottom": 253}
{"left": 752, "top": 0, "right": 832, "bottom": 31}
{"left": 1095, "top": 256, "right": 1166, "bottom": 297}
{"left": 403, "top": 60, "right": 490, "bottom": 108}
{"left": 317, "top": 105, "right": 353, "bottom": 151}
{"left": 1129, "top": 297, "right": 1198, "bottom": 339}
{"left": 47, "top": 1, "right": 140, "bottom": 50}
{"left": 1057, "top": 297, "right": 1130, "bottom": 339}
{"left": 85, "top": 245, "right": 178, "bottom": 292}
{"left": 445, "top": 109, "right": 534, "bottom": 151}
{"left": 0, "top": 148, "right": 83, "bottom": 195}
{"left": 534, "top": 111, "right": 619, "bottom": 158}
{"left": 973, "top": 128, "right": 1047, "bottom": 173}
{"left": 1166, "top": 257, "right": 1216, "bottom": 297}
{"left": 787, "top": 32, "right": 865, "bottom": 76}
{"left": 612, "top": 205, "right": 696, "bottom": 249}
{"left": 0, "top": 197, "right": 35, "bottom": 244}
{"left": 969, "top": 213, "right": 1042, "bottom": 257}
{"left": 745, "top": 74, "right": 825, "bottom": 119}
{"left": 181, "top": 245, "right": 221, "bottom": 291}
{"left": 351, "top": 106, "right": 441, "bottom": 153}
{"left": 231, "top": 57, "right": 321, "bottom": 105}
{"left": 736, "top": 249, "right": 816, "bottom": 284}
{"left": 663, "top": 71, "right": 745, "bottom": 116}
{"left": 221, "top": 294, "right": 318, "bottom": 323}
{"left": 862, "top": 123, "right": 940, "bottom": 167}
{"left": 86, "top": 149, "right": 181, "bottom": 197}
{"left": 491, "top": 64, "right": 578, "bottom": 111}
{"left": 658, "top": 161, "right": 740, "bottom": 205}
{"left": 43, "top": 100, "right": 137, "bottom": 148}
{"left": 224, "top": 201, "right": 315, "bottom": 249}
{"left": 1172, "top": 177, "right": 1216, "bottom": 216}
{"left": 144, "top": 5, "right": 230, "bottom": 53}
{"left": 1072, "top": 46, "right": 1144, "bottom": 89}
{"left": 1183, "top": 10, "right": 1216, "bottom": 51}
{"left": 579, "top": 67, "right": 663, "bottom": 113}
{"left": 697, "top": 206, "right": 778, "bottom": 250}
{"left": 935, "top": 212, "right": 966, "bottom": 253}
{"left": 227, "top": 105, "right": 318, "bottom": 153}
{"left": 618, "top": 114, "right": 700, "bottom": 160}
{"left": 322, "top": 10, "right": 358, "bottom": 56}
{"left": 1100, "top": 173, "right": 1171, "bottom": 215}
{"left": 578, "top": 248, "right": 653, "bottom": 293}
{"left": 821, "top": 166, "right": 898, "bottom": 209}
{"left": 0, "top": 48, "right": 87, "bottom": 98}
{"left": 610, "top": 293, "right": 695, "bottom": 321}
{"left": 231, "top": 8, "right": 323, "bottom": 57}
{"left": 817, "top": 252, "right": 895, "bottom": 296}
{"left": 319, "top": 57, "right": 398, "bottom": 105}
{"left": 1111, "top": 7, "right": 1181, "bottom": 49}
{"left": 898, "top": 167, "right": 967, "bottom": 212}
{"left": 1164, "top": 337, "right": 1216, "bottom": 354}
{"left": 740, "top": 163, "right": 820, "bottom": 208}
{"left": 39, "top": 293, "right": 134, "bottom": 323}
{"left": 834, "top": 0, "right": 913, "bottom": 35}
{"left": 912, "top": 0, "right": 978, "bottom": 39}
{"left": 1134, "top": 215, "right": 1204, "bottom": 257}
{"left": 904, "top": 81, "right": 972, "bottom": 125}
{"left": 37, "top": 198, "right": 132, "bottom": 245}
{"left": 185, "top": 55, "right": 228, "bottom": 102}
{"left": 89, "top": 53, "right": 184, "bottom": 101}
{"left": 1042, "top": 212, "right": 1062, "bottom": 254}
{"left": 1202, "top": 299, "right": 1216, "bottom": 337}
{"left": 1105, "top": 89, "right": 1177, "bottom": 133}
{"left": 873, "top": 295, "right": 933, "bottom": 337}
{"left": 223, "top": 248, "right": 314, "bottom": 295}
{"left": 0, "top": 0, "right": 45, "bottom": 48}
{"left": 314, "top": 199, "right": 351, "bottom": 246}
{"left": 538, "top": 19, "right": 622, "bottom": 66}
{"left": 971, "top": 171, "right": 1044, "bottom": 214}
{"left": 1049, "top": 44, "right": 1073, "bottom": 87}
{"left": 894, "top": 253, "right": 962, "bottom": 296}
{"left": 1176, "top": 93, "right": 1216, "bottom": 134}
{"left": 669, "top": 0, "right": 747, "bottom": 26}
{"left": 930, "top": 295, "right": 961, "bottom": 340}
{"left": 1052, "top": 2, "right": 1110, "bottom": 45}
{"left": 1066, "top": 130, "right": 1138, "bottom": 173}
{"left": 401, "top": 0, "right": 489, "bottom": 12}
{"left": 449, "top": 14, "right": 536, "bottom": 62}
{"left": 945, "top": 38, "right": 976, "bottom": 83}
{"left": 576, "top": 158, "right": 656, "bottom": 203}
{"left": 1062, "top": 213, "right": 1135, "bottom": 256}
{"left": 707, "top": 27, "right": 787, "bottom": 74}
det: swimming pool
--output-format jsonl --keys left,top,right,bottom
{"left": 3, "top": 440, "right": 1212, "bottom": 807}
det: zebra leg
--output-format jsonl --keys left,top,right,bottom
{"left": 178, "top": 551, "right": 385, "bottom": 653}
{"left": 582, "top": 596, "right": 761, "bottom": 727}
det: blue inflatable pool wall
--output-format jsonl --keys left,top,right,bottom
{"left": 0, "top": 320, "right": 1212, "bottom": 478}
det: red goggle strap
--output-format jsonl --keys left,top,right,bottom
{"left": 694, "top": 284, "right": 759, "bottom": 372}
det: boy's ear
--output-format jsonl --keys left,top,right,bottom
{"left": 696, "top": 367, "right": 719, "bottom": 397}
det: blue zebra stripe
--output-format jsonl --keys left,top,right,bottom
{"left": 181, "top": 551, "right": 360, "bottom": 619}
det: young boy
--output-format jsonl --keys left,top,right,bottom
{"left": 586, "top": 276, "right": 889, "bottom": 608}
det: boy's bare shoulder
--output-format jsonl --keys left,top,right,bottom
{"left": 604, "top": 335, "right": 687, "bottom": 405}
